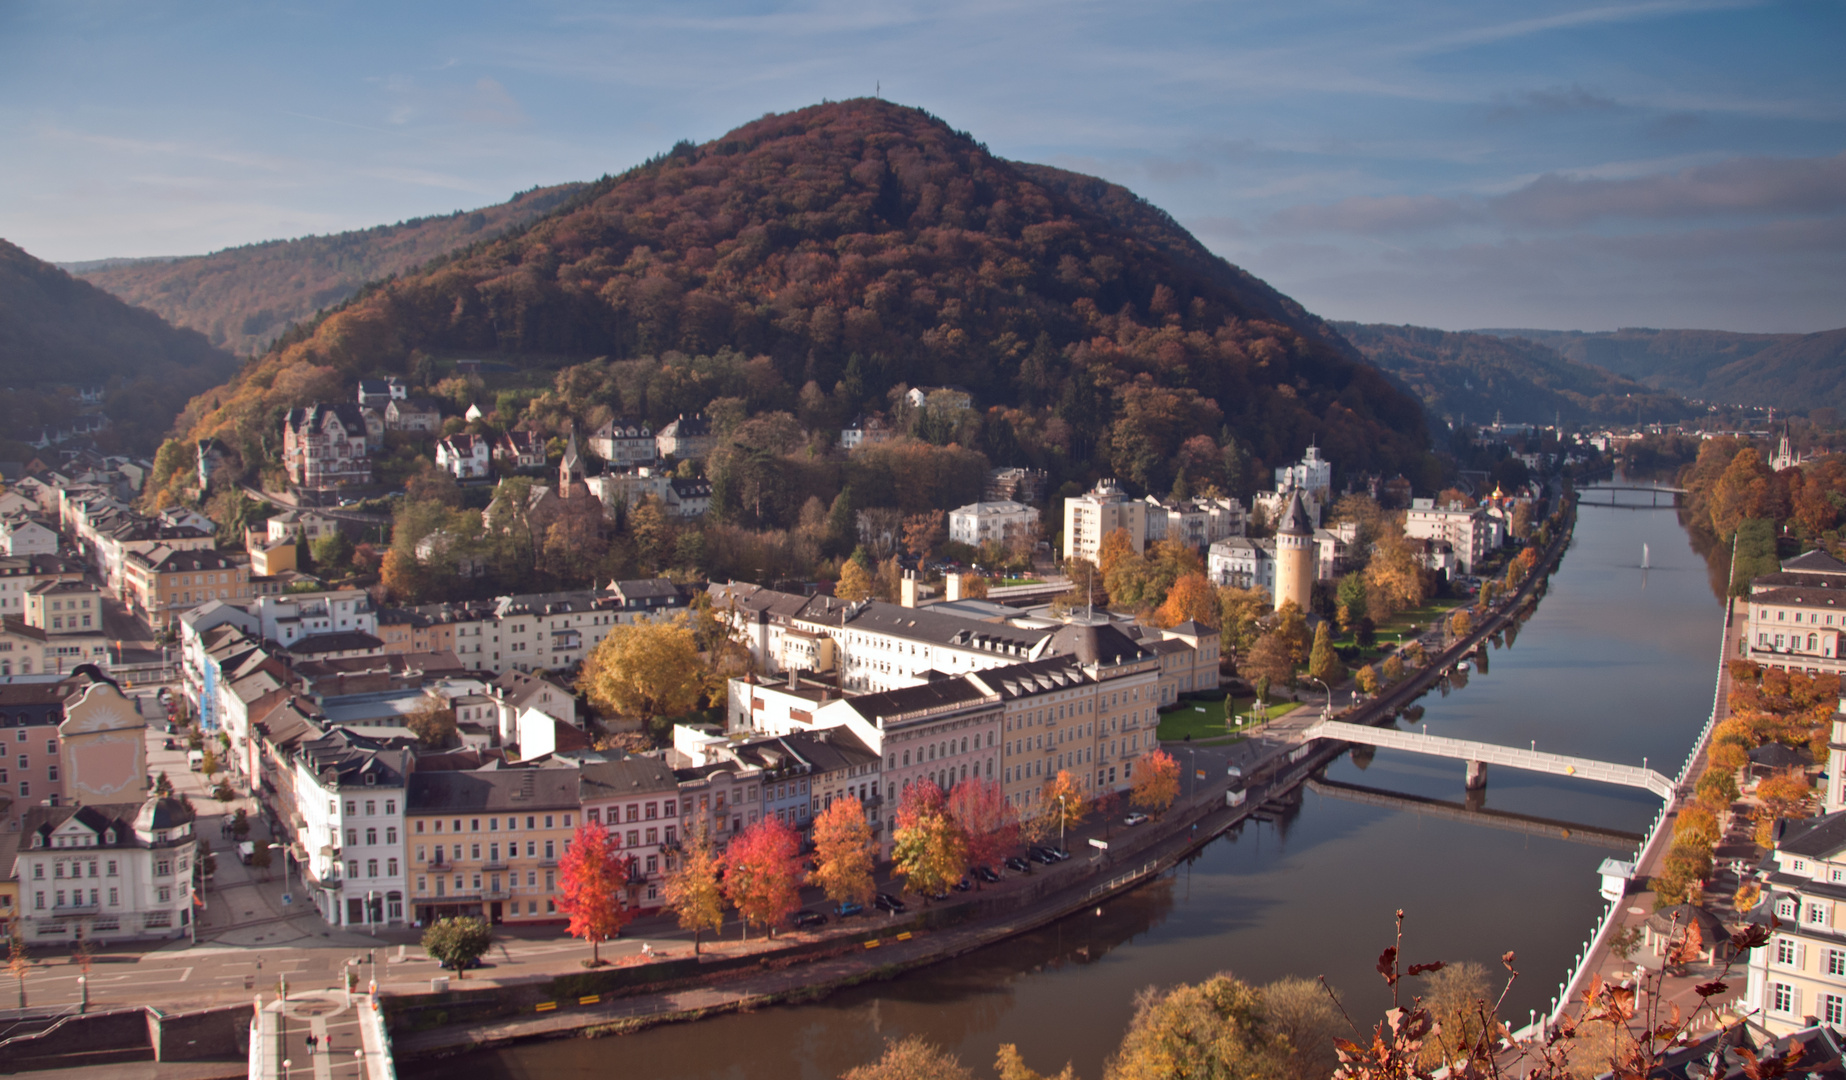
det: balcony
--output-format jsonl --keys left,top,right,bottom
{"left": 52, "top": 901, "right": 100, "bottom": 917}
{"left": 481, "top": 859, "right": 509, "bottom": 871}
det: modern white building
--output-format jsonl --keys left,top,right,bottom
{"left": 1404, "top": 499, "right": 1502, "bottom": 574}
{"left": 1274, "top": 444, "right": 1333, "bottom": 501}
{"left": 948, "top": 500, "right": 1039, "bottom": 548}
{"left": 1063, "top": 479, "right": 1147, "bottom": 563}
{"left": 293, "top": 727, "right": 411, "bottom": 929}
{"left": 1142, "top": 496, "right": 1245, "bottom": 550}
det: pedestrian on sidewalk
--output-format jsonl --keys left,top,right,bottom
{"left": 306, "top": 1034, "right": 317, "bottom": 1054}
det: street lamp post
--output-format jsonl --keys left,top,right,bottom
{"left": 1307, "top": 677, "right": 1333, "bottom": 720}
{"left": 1057, "top": 794, "right": 1066, "bottom": 852}
{"left": 354, "top": 1049, "right": 365, "bottom": 1079}
{"left": 270, "top": 843, "right": 291, "bottom": 898}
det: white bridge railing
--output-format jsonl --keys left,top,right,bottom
{"left": 1301, "top": 720, "right": 1675, "bottom": 798}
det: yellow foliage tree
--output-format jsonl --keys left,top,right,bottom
{"left": 837, "top": 559, "right": 874, "bottom": 602}
{"left": 809, "top": 796, "right": 877, "bottom": 908}
{"left": 1038, "top": 769, "right": 1089, "bottom": 844}
{"left": 661, "top": 825, "right": 725, "bottom": 955}
{"left": 576, "top": 614, "right": 705, "bottom": 729}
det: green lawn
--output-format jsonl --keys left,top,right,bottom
{"left": 997, "top": 577, "right": 1046, "bottom": 587}
{"left": 1157, "top": 695, "right": 1275, "bottom": 743}
{"left": 1332, "top": 598, "right": 1468, "bottom": 664}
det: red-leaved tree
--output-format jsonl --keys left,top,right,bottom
{"left": 556, "top": 821, "right": 636, "bottom": 965}
{"left": 947, "top": 777, "right": 1018, "bottom": 882}
{"left": 724, "top": 817, "right": 804, "bottom": 940}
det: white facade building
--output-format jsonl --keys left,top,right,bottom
{"left": 948, "top": 500, "right": 1039, "bottom": 548}
{"left": 1404, "top": 500, "right": 1502, "bottom": 574}
{"left": 293, "top": 728, "right": 411, "bottom": 929}
{"left": 1063, "top": 480, "right": 1147, "bottom": 563}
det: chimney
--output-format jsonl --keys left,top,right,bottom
{"left": 788, "top": 667, "right": 799, "bottom": 691}
{"left": 945, "top": 573, "right": 963, "bottom": 602}
{"left": 900, "top": 571, "right": 918, "bottom": 609}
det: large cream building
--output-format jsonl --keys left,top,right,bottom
{"left": 1063, "top": 480, "right": 1146, "bottom": 564}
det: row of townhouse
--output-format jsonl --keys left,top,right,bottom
{"left": 728, "top": 602, "right": 1207, "bottom": 832}
{"left": 248, "top": 706, "right": 869, "bottom": 929}
{"left": 379, "top": 579, "right": 689, "bottom": 673}
{"left": 0, "top": 553, "right": 85, "bottom": 618}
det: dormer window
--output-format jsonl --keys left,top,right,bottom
{"left": 104, "top": 829, "right": 114, "bottom": 844}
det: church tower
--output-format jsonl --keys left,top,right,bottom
{"left": 1274, "top": 488, "right": 1315, "bottom": 613}
{"left": 559, "top": 430, "right": 586, "bottom": 498}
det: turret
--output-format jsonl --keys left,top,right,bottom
{"left": 1274, "top": 489, "right": 1315, "bottom": 613}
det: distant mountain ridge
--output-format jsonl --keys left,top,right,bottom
{"left": 0, "top": 240, "right": 240, "bottom": 454}
{"left": 1473, "top": 327, "right": 1846, "bottom": 413}
{"left": 1335, "top": 322, "right": 1690, "bottom": 428}
{"left": 71, "top": 183, "right": 585, "bottom": 356}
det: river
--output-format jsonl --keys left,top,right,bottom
{"left": 408, "top": 481, "right": 1721, "bottom": 1080}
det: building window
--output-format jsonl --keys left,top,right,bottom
{"left": 1827, "top": 995, "right": 1846, "bottom": 1027}
{"left": 387, "top": 858, "right": 398, "bottom": 876}
{"left": 1831, "top": 950, "right": 1846, "bottom": 977}
{"left": 1778, "top": 898, "right": 1799, "bottom": 919}
{"left": 1772, "top": 982, "right": 1796, "bottom": 1014}
{"left": 1777, "top": 938, "right": 1797, "bottom": 965}
{"left": 1809, "top": 903, "right": 1830, "bottom": 927}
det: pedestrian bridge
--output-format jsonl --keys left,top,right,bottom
{"left": 1301, "top": 720, "right": 1676, "bottom": 799}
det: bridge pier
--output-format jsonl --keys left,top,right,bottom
{"left": 1465, "top": 760, "right": 1489, "bottom": 790}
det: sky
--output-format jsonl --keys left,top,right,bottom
{"left": 3, "top": 0, "right": 1843, "bottom": 333}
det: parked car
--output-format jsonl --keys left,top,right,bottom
{"left": 836, "top": 900, "right": 865, "bottom": 917}
{"left": 973, "top": 866, "right": 1000, "bottom": 883}
{"left": 794, "top": 910, "right": 828, "bottom": 929}
{"left": 1030, "top": 848, "right": 1059, "bottom": 865}
{"left": 1124, "top": 811, "right": 1149, "bottom": 826}
{"left": 162, "top": 738, "right": 177, "bottom": 751}
{"left": 874, "top": 893, "right": 907, "bottom": 914}
{"left": 1004, "top": 856, "right": 1031, "bottom": 873}
{"left": 952, "top": 877, "right": 972, "bottom": 892}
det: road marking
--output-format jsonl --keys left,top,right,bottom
{"left": 535, "top": 1001, "right": 557, "bottom": 1012}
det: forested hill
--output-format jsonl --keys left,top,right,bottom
{"left": 71, "top": 183, "right": 584, "bottom": 356}
{"left": 155, "top": 98, "right": 1432, "bottom": 502}
{"left": 0, "top": 240, "right": 239, "bottom": 453}
{"left": 1475, "top": 326, "right": 1846, "bottom": 414}
{"left": 1335, "top": 322, "right": 1691, "bottom": 427}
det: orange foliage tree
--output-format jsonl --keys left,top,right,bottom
{"left": 947, "top": 778, "right": 1019, "bottom": 878}
{"left": 555, "top": 822, "right": 636, "bottom": 965}
{"left": 1156, "top": 572, "right": 1220, "bottom": 628}
{"left": 1131, "top": 749, "right": 1181, "bottom": 816}
{"left": 724, "top": 817, "right": 804, "bottom": 940}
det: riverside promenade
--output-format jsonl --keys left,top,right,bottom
{"left": 1518, "top": 595, "right": 1746, "bottom": 1040}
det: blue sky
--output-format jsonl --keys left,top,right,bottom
{"left": 3, "top": 0, "right": 1842, "bottom": 332}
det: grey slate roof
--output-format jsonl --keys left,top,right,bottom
{"left": 1783, "top": 549, "right": 1846, "bottom": 576}
{"left": 1276, "top": 489, "right": 1314, "bottom": 536}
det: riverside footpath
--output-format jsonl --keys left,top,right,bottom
{"left": 389, "top": 501, "right": 1583, "bottom": 1059}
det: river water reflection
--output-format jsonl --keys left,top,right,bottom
{"left": 411, "top": 483, "right": 1720, "bottom": 1080}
